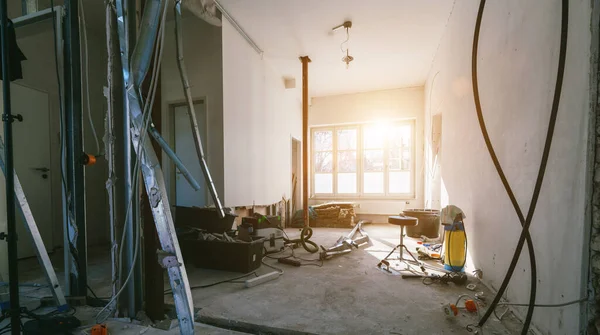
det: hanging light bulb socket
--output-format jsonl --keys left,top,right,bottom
{"left": 333, "top": 21, "right": 354, "bottom": 69}
{"left": 342, "top": 50, "right": 354, "bottom": 69}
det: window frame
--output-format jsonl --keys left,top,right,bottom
{"left": 310, "top": 120, "right": 416, "bottom": 200}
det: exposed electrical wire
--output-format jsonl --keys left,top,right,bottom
{"left": 492, "top": 297, "right": 588, "bottom": 322}
{"left": 264, "top": 245, "right": 323, "bottom": 267}
{"left": 471, "top": 0, "right": 569, "bottom": 333}
{"left": 261, "top": 257, "right": 285, "bottom": 275}
{"left": 340, "top": 27, "right": 350, "bottom": 53}
{"left": 498, "top": 298, "right": 588, "bottom": 308}
{"left": 163, "top": 272, "right": 259, "bottom": 295}
{"left": 49, "top": 1, "right": 66, "bottom": 199}
{"left": 79, "top": 0, "right": 101, "bottom": 155}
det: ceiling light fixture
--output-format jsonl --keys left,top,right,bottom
{"left": 333, "top": 21, "right": 354, "bottom": 69}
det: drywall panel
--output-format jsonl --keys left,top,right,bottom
{"left": 308, "top": 87, "right": 425, "bottom": 214}
{"left": 424, "top": 1, "right": 592, "bottom": 333}
{"left": 222, "top": 20, "right": 302, "bottom": 207}
{"left": 161, "top": 16, "right": 225, "bottom": 204}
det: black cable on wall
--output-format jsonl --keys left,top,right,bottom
{"left": 470, "top": 0, "right": 569, "bottom": 333}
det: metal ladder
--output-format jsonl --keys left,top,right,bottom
{"left": 0, "top": 137, "right": 69, "bottom": 311}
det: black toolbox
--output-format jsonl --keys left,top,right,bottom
{"left": 174, "top": 206, "right": 237, "bottom": 233}
{"left": 179, "top": 235, "right": 265, "bottom": 273}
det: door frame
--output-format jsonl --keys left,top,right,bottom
{"left": 167, "top": 98, "right": 208, "bottom": 206}
{"left": 290, "top": 136, "right": 301, "bottom": 214}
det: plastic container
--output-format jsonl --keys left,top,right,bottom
{"left": 443, "top": 221, "right": 466, "bottom": 272}
{"left": 402, "top": 209, "right": 440, "bottom": 238}
{"left": 179, "top": 235, "right": 265, "bottom": 273}
{"left": 175, "top": 206, "right": 237, "bottom": 233}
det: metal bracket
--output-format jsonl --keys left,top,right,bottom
{"left": 157, "top": 250, "right": 181, "bottom": 269}
{"left": 2, "top": 114, "right": 22, "bottom": 122}
{"left": 0, "top": 232, "right": 7, "bottom": 240}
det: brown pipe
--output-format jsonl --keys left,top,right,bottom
{"left": 299, "top": 56, "right": 311, "bottom": 227}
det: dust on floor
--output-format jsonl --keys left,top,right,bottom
{"left": 15, "top": 223, "right": 522, "bottom": 334}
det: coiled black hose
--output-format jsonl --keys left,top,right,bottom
{"left": 283, "top": 227, "right": 319, "bottom": 254}
{"left": 471, "top": 1, "right": 568, "bottom": 333}
{"left": 260, "top": 214, "right": 319, "bottom": 254}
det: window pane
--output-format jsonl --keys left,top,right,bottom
{"left": 389, "top": 171, "right": 411, "bottom": 193}
{"left": 389, "top": 147, "right": 401, "bottom": 170}
{"left": 313, "top": 130, "right": 333, "bottom": 151}
{"left": 364, "top": 172, "right": 384, "bottom": 193}
{"left": 364, "top": 126, "right": 385, "bottom": 149}
{"left": 337, "top": 173, "right": 357, "bottom": 194}
{"left": 315, "top": 173, "right": 333, "bottom": 193}
{"left": 338, "top": 129, "right": 357, "bottom": 150}
{"left": 364, "top": 150, "right": 384, "bottom": 171}
{"left": 314, "top": 151, "right": 332, "bottom": 173}
{"left": 389, "top": 158, "right": 401, "bottom": 170}
{"left": 389, "top": 125, "right": 411, "bottom": 147}
{"left": 389, "top": 147, "right": 401, "bottom": 160}
{"left": 390, "top": 148, "right": 410, "bottom": 170}
{"left": 402, "top": 148, "right": 411, "bottom": 170}
{"left": 338, "top": 151, "right": 357, "bottom": 172}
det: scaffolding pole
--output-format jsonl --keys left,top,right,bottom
{"left": 115, "top": 0, "right": 195, "bottom": 332}
{"left": 174, "top": 0, "right": 223, "bottom": 217}
{"left": 64, "top": 0, "right": 87, "bottom": 297}
{"left": 0, "top": 1, "right": 21, "bottom": 332}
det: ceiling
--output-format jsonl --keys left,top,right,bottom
{"left": 12, "top": 0, "right": 454, "bottom": 98}
{"left": 218, "top": 0, "right": 454, "bottom": 97}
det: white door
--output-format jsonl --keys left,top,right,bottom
{"left": 174, "top": 102, "right": 208, "bottom": 208}
{"left": 0, "top": 83, "right": 53, "bottom": 259}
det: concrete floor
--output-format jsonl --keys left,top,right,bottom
{"left": 13, "top": 223, "right": 522, "bottom": 334}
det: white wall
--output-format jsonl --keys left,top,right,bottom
{"left": 308, "top": 87, "right": 425, "bottom": 215}
{"left": 5, "top": 20, "right": 109, "bottom": 249}
{"left": 161, "top": 16, "right": 225, "bottom": 203}
{"left": 424, "top": 1, "right": 592, "bottom": 333}
{"left": 222, "top": 20, "right": 302, "bottom": 207}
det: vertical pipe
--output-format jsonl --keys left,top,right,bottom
{"left": 0, "top": 5, "right": 21, "bottom": 334}
{"left": 174, "top": 0, "right": 224, "bottom": 217}
{"left": 130, "top": 0, "right": 143, "bottom": 313}
{"left": 122, "top": 0, "right": 141, "bottom": 317}
{"left": 299, "top": 56, "right": 310, "bottom": 227}
{"left": 116, "top": 0, "right": 195, "bottom": 330}
{"left": 105, "top": 0, "right": 119, "bottom": 310}
{"left": 64, "top": 0, "right": 87, "bottom": 297}
{"left": 51, "top": 2, "right": 72, "bottom": 295}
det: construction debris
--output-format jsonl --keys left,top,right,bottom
{"left": 319, "top": 220, "right": 370, "bottom": 259}
{"left": 311, "top": 202, "right": 357, "bottom": 227}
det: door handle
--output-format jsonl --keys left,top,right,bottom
{"left": 33, "top": 167, "right": 50, "bottom": 173}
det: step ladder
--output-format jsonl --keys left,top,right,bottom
{"left": 0, "top": 138, "right": 68, "bottom": 311}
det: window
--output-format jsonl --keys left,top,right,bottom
{"left": 311, "top": 121, "right": 414, "bottom": 197}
